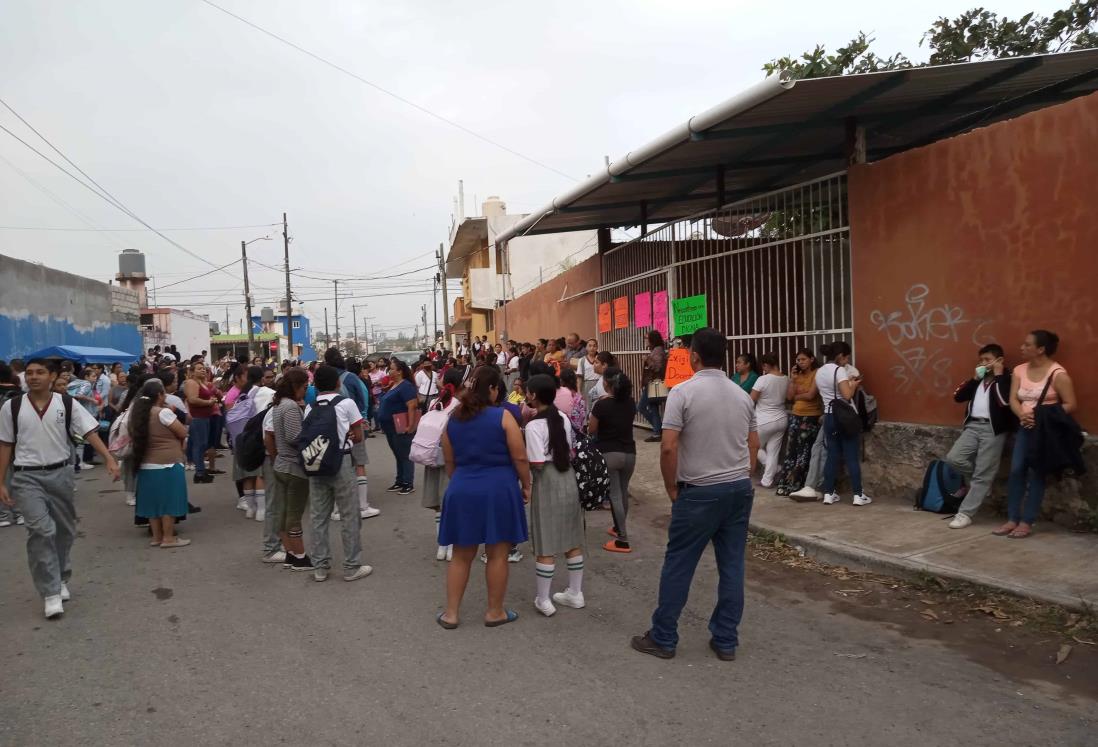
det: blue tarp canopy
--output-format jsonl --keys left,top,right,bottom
{"left": 25, "top": 345, "right": 139, "bottom": 365}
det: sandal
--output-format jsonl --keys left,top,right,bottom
{"left": 149, "top": 540, "right": 161, "bottom": 547}
{"left": 436, "top": 612, "right": 458, "bottom": 630}
{"left": 484, "top": 609, "right": 519, "bottom": 627}
{"left": 991, "top": 522, "right": 1018, "bottom": 537}
{"left": 1008, "top": 523, "right": 1033, "bottom": 539}
{"left": 159, "top": 538, "right": 192, "bottom": 549}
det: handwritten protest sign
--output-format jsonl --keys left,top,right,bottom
{"left": 672, "top": 294, "right": 707, "bottom": 336}
{"left": 652, "top": 291, "right": 669, "bottom": 339}
{"left": 598, "top": 303, "right": 612, "bottom": 333}
{"left": 664, "top": 348, "right": 693, "bottom": 388}
{"left": 613, "top": 296, "right": 629, "bottom": 329}
{"left": 634, "top": 292, "right": 651, "bottom": 328}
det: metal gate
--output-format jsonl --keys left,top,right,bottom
{"left": 596, "top": 172, "right": 852, "bottom": 392}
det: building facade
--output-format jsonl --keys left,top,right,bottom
{"left": 249, "top": 306, "right": 317, "bottom": 362}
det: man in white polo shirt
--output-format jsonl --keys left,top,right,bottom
{"left": 0, "top": 358, "right": 120, "bottom": 619}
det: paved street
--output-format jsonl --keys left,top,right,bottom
{"left": 1, "top": 433, "right": 1095, "bottom": 746}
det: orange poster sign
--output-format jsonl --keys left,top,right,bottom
{"left": 664, "top": 348, "right": 693, "bottom": 388}
{"left": 598, "top": 303, "right": 612, "bottom": 333}
{"left": 613, "top": 296, "right": 629, "bottom": 329}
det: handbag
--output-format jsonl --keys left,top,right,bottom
{"left": 829, "top": 367, "right": 862, "bottom": 438}
{"left": 646, "top": 380, "right": 669, "bottom": 400}
{"left": 392, "top": 411, "right": 410, "bottom": 434}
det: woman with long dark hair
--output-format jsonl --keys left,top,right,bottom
{"left": 524, "top": 374, "right": 587, "bottom": 618}
{"left": 128, "top": 379, "right": 191, "bottom": 548}
{"left": 560, "top": 367, "right": 588, "bottom": 435}
{"left": 639, "top": 330, "right": 666, "bottom": 443}
{"left": 437, "top": 365, "right": 530, "bottom": 629}
{"left": 377, "top": 357, "right": 419, "bottom": 494}
{"left": 423, "top": 367, "right": 465, "bottom": 562}
{"left": 181, "top": 361, "right": 218, "bottom": 484}
{"left": 750, "top": 352, "right": 789, "bottom": 488}
{"left": 590, "top": 367, "right": 636, "bottom": 553}
{"left": 265, "top": 367, "right": 312, "bottom": 570}
{"left": 775, "top": 348, "right": 823, "bottom": 497}
{"left": 816, "top": 341, "right": 870, "bottom": 507}
{"left": 226, "top": 365, "right": 266, "bottom": 518}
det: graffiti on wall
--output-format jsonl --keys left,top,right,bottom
{"left": 869, "top": 284, "right": 995, "bottom": 395}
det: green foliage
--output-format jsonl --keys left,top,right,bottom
{"left": 764, "top": 1, "right": 1098, "bottom": 79}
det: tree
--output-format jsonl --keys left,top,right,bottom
{"left": 763, "top": 1, "right": 1098, "bottom": 79}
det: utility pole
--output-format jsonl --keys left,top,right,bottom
{"left": 283, "top": 212, "right": 293, "bottom": 356}
{"left": 332, "top": 280, "right": 340, "bottom": 353}
{"left": 438, "top": 243, "right": 450, "bottom": 348}
{"left": 432, "top": 273, "right": 438, "bottom": 348}
{"left": 241, "top": 239, "right": 255, "bottom": 358}
{"left": 225, "top": 306, "right": 230, "bottom": 335}
{"left": 421, "top": 304, "right": 428, "bottom": 349}
{"left": 324, "top": 307, "right": 330, "bottom": 349}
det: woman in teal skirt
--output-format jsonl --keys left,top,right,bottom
{"left": 128, "top": 379, "right": 191, "bottom": 548}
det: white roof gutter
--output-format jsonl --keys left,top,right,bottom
{"left": 495, "top": 70, "right": 796, "bottom": 245}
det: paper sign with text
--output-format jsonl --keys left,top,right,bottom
{"left": 664, "top": 348, "right": 693, "bottom": 388}
{"left": 652, "top": 291, "right": 669, "bottom": 339}
{"left": 597, "top": 302, "right": 612, "bottom": 333}
{"left": 672, "top": 294, "right": 707, "bottom": 335}
{"left": 613, "top": 296, "right": 629, "bottom": 329}
{"left": 634, "top": 292, "right": 651, "bottom": 328}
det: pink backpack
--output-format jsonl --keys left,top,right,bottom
{"left": 410, "top": 399, "right": 458, "bottom": 467}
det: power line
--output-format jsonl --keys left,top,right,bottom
{"left": 155, "top": 258, "right": 243, "bottom": 290}
{"left": 0, "top": 222, "right": 280, "bottom": 232}
{"left": 197, "top": 0, "right": 577, "bottom": 182}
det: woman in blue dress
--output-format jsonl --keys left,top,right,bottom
{"left": 437, "top": 366, "right": 531, "bottom": 629}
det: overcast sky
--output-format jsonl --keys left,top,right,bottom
{"left": 0, "top": 0, "right": 1062, "bottom": 340}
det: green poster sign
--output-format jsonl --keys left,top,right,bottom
{"left": 672, "top": 294, "right": 707, "bottom": 336}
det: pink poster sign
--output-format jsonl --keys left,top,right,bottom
{"left": 652, "top": 291, "right": 669, "bottom": 339}
{"left": 634, "top": 292, "right": 652, "bottom": 328}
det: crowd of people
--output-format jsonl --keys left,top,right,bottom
{"left": 0, "top": 326, "right": 1081, "bottom": 666}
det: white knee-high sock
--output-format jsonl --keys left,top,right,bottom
{"left": 535, "top": 562, "right": 555, "bottom": 602}
{"left": 567, "top": 555, "right": 585, "bottom": 594}
{"left": 245, "top": 489, "right": 256, "bottom": 509}
{"left": 254, "top": 489, "right": 266, "bottom": 514}
{"left": 357, "top": 477, "right": 370, "bottom": 510}
{"left": 434, "top": 513, "right": 441, "bottom": 542}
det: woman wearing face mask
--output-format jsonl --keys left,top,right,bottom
{"left": 775, "top": 349, "right": 822, "bottom": 497}
{"left": 996, "top": 330, "right": 1077, "bottom": 539}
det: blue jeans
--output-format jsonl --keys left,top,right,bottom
{"left": 650, "top": 479, "right": 754, "bottom": 651}
{"left": 383, "top": 426, "right": 414, "bottom": 487}
{"left": 822, "top": 413, "right": 862, "bottom": 495}
{"left": 638, "top": 389, "right": 662, "bottom": 436}
{"left": 1007, "top": 428, "right": 1045, "bottom": 524}
{"left": 188, "top": 417, "right": 210, "bottom": 476}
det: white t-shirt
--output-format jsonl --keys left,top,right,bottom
{"left": 507, "top": 355, "right": 520, "bottom": 371}
{"left": 752, "top": 373, "right": 789, "bottom": 426}
{"left": 165, "top": 393, "right": 189, "bottom": 416}
{"left": 816, "top": 363, "right": 853, "bottom": 414}
{"left": 252, "top": 385, "right": 275, "bottom": 413}
{"left": 303, "top": 392, "right": 363, "bottom": 450}
{"left": 414, "top": 370, "right": 438, "bottom": 397}
{"left": 496, "top": 350, "right": 509, "bottom": 366}
{"left": 971, "top": 379, "right": 992, "bottom": 419}
{"left": 0, "top": 392, "right": 99, "bottom": 467}
{"left": 577, "top": 356, "right": 601, "bottom": 383}
{"left": 525, "top": 410, "right": 574, "bottom": 465}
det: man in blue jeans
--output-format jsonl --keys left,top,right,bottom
{"left": 632, "top": 327, "right": 758, "bottom": 661}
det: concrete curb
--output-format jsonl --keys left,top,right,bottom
{"left": 749, "top": 517, "right": 1092, "bottom": 613}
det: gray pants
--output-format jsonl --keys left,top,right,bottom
{"left": 804, "top": 424, "right": 827, "bottom": 491}
{"left": 308, "top": 461, "right": 363, "bottom": 572}
{"left": 0, "top": 469, "right": 20, "bottom": 523}
{"left": 261, "top": 459, "right": 283, "bottom": 556}
{"left": 945, "top": 421, "right": 1006, "bottom": 517}
{"left": 604, "top": 451, "right": 636, "bottom": 542}
{"left": 12, "top": 467, "right": 76, "bottom": 598}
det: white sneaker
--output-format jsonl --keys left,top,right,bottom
{"left": 552, "top": 588, "right": 586, "bottom": 609}
{"left": 508, "top": 548, "right": 524, "bottom": 563}
{"left": 331, "top": 511, "right": 341, "bottom": 521}
{"left": 60, "top": 582, "right": 71, "bottom": 602}
{"left": 0, "top": 520, "right": 11, "bottom": 528}
{"left": 445, "top": 545, "right": 453, "bottom": 562}
{"left": 236, "top": 498, "right": 249, "bottom": 511}
{"left": 360, "top": 507, "right": 381, "bottom": 519}
{"left": 245, "top": 507, "right": 256, "bottom": 519}
{"left": 125, "top": 493, "right": 136, "bottom": 506}
{"left": 534, "top": 597, "right": 557, "bottom": 617}
{"left": 44, "top": 595, "right": 64, "bottom": 619}
{"left": 343, "top": 565, "right": 374, "bottom": 582}
{"left": 852, "top": 494, "right": 873, "bottom": 507}
{"left": 790, "top": 486, "right": 822, "bottom": 500}
{"left": 184, "top": 463, "right": 195, "bottom": 471}
{"left": 262, "top": 551, "right": 287, "bottom": 564}
{"left": 948, "top": 513, "right": 972, "bottom": 529}
{"left": 313, "top": 568, "right": 329, "bottom": 582}
{"left": 79, "top": 462, "right": 97, "bottom": 470}
{"left": 254, "top": 509, "right": 265, "bottom": 522}
{"left": 16, "top": 516, "right": 24, "bottom": 525}
{"left": 436, "top": 545, "right": 448, "bottom": 561}
{"left": 822, "top": 493, "right": 840, "bottom": 505}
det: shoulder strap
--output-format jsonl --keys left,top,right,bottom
{"left": 1036, "top": 367, "right": 1062, "bottom": 407}
{"left": 831, "top": 366, "right": 840, "bottom": 405}
{"left": 61, "top": 393, "right": 73, "bottom": 436}
{"left": 11, "top": 392, "right": 23, "bottom": 444}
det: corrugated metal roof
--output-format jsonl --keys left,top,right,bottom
{"left": 498, "top": 49, "right": 1098, "bottom": 241}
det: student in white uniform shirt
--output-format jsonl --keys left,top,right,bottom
{"left": 0, "top": 358, "right": 120, "bottom": 619}
{"left": 750, "top": 353, "right": 789, "bottom": 488}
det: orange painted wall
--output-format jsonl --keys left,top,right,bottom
{"left": 850, "top": 91, "right": 1098, "bottom": 429}
{"left": 493, "top": 255, "right": 601, "bottom": 343}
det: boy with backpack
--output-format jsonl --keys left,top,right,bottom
{"left": 323, "top": 349, "right": 378, "bottom": 522}
{"left": 298, "top": 365, "right": 372, "bottom": 583}
{"left": 0, "top": 358, "right": 121, "bottom": 619}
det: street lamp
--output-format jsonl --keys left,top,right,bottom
{"left": 241, "top": 235, "right": 272, "bottom": 358}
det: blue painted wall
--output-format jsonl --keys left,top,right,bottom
{"left": 251, "top": 313, "right": 318, "bottom": 362}
{"left": 0, "top": 314, "right": 142, "bottom": 360}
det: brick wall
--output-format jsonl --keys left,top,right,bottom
{"left": 493, "top": 254, "right": 601, "bottom": 343}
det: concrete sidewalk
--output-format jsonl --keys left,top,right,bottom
{"left": 628, "top": 436, "right": 1098, "bottom": 611}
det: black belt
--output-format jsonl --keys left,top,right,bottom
{"left": 13, "top": 461, "right": 69, "bottom": 472}
{"left": 968, "top": 417, "right": 991, "bottom": 423}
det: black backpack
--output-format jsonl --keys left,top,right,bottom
{"left": 914, "top": 460, "right": 965, "bottom": 514}
{"left": 295, "top": 395, "right": 347, "bottom": 477}
{"left": 234, "top": 404, "right": 272, "bottom": 472}
{"left": 571, "top": 433, "right": 610, "bottom": 511}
